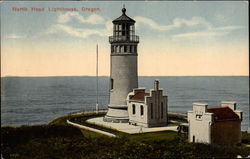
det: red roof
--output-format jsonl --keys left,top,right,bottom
{"left": 130, "top": 92, "right": 149, "bottom": 101}
{"left": 207, "top": 106, "right": 239, "bottom": 122}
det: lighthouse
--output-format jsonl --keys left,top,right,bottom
{"left": 104, "top": 7, "right": 139, "bottom": 123}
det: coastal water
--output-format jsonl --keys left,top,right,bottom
{"left": 1, "top": 76, "right": 249, "bottom": 131}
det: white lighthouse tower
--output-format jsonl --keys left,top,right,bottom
{"left": 104, "top": 7, "right": 139, "bottom": 123}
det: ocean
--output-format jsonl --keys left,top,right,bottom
{"left": 1, "top": 76, "right": 249, "bottom": 131}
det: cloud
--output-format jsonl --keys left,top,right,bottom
{"left": 134, "top": 15, "right": 244, "bottom": 39}
{"left": 48, "top": 13, "right": 244, "bottom": 40}
{"left": 47, "top": 12, "right": 111, "bottom": 39}
{"left": 58, "top": 12, "right": 105, "bottom": 24}
{"left": 173, "top": 25, "right": 244, "bottom": 39}
{"left": 173, "top": 31, "right": 227, "bottom": 38}
{"left": 48, "top": 24, "right": 109, "bottom": 38}
{"left": 134, "top": 16, "right": 212, "bottom": 31}
{"left": 6, "top": 34, "right": 26, "bottom": 39}
{"left": 214, "top": 26, "right": 244, "bottom": 31}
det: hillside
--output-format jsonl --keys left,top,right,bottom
{"left": 1, "top": 112, "right": 250, "bottom": 159}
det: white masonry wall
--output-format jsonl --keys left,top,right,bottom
{"left": 127, "top": 88, "right": 149, "bottom": 127}
{"left": 128, "top": 101, "right": 148, "bottom": 127}
{"left": 188, "top": 103, "right": 213, "bottom": 144}
{"left": 146, "top": 89, "right": 168, "bottom": 127}
{"left": 127, "top": 80, "right": 168, "bottom": 128}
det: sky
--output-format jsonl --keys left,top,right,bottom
{"left": 1, "top": 1, "right": 249, "bottom": 76}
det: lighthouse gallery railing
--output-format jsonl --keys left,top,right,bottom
{"left": 109, "top": 35, "right": 139, "bottom": 43}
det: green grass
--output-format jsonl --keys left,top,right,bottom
{"left": 2, "top": 112, "right": 250, "bottom": 159}
{"left": 129, "top": 130, "right": 181, "bottom": 142}
{"left": 242, "top": 131, "right": 250, "bottom": 144}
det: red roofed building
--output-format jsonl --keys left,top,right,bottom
{"left": 188, "top": 101, "right": 242, "bottom": 145}
{"left": 130, "top": 92, "right": 150, "bottom": 101}
{"left": 126, "top": 80, "right": 168, "bottom": 127}
{"left": 207, "top": 106, "right": 240, "bottom": 122}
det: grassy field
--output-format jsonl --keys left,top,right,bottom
{"left": 1, "top": 112, "right": 250, "bottom": 159}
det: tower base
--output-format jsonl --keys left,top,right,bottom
{"left": 103, "top": 106, "right": 129, "bottom": 123}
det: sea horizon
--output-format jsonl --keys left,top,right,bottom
{"left": 1, "top": 76, "right": 249, "bottom": 131}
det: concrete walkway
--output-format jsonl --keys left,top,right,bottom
{"left": 66, "top": 120, "right": 116, "bottom": 137}
{"left": 87, "top": 117, "right": 178, "bottom": 134}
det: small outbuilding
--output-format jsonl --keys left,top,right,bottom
{"left": 126, "top": 80, "right": 168, "bottom": 128}
{"left": 188, "top": 101, "right": 242, "bottom": 145}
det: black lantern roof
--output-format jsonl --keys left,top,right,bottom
{"left": 112, "top": 7, "right": 135, "bottom": 23}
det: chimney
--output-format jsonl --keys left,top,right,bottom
{"left": 193, "top": 103, "right": 208, "bottom": 114}
{"left": 221, "top": 101, "right": 236, "bottom": 110}
{"left": 154, "top": 80, "right": 159, "bottom": 90}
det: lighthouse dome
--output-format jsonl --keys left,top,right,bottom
{"left": 112, "top": 7, "right": 135, "bottom": 23}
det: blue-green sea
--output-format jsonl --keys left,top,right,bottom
{"left": 1, "top": 76, "right": 249, "bottom": 131}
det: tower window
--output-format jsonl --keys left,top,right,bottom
{"left": 140, "top": 105, "right": 144, "bottom": 116}
{"left": 161, "top": 102, "right": 163, "bottom": 119}
{"left": 151, "top": 103, "right": 153, "bottom": 119}
{"left": 116, "top": 24, "right": 119, "bottom": 31}
{"left": 124, "top": 45, "right": 127, "bottom": 52}
{"left": 132, "top": 104, "right": 136, "bottom": 115}
{"left": 131, "top": 46, "right": 134, "bottom": 53}
{"left": 121, "top": 46, "right": 124, "bottom": 52}
{"left": 130, "top": 25, "right": 134, "bottom": 32}
{"left": 126, "top": 24, "right": 129, "bottom": 30}
{"left": 110, "top": 78, "right": 114, "bottom": 90}
{"left": 129, "top": 45, "right": 132, "bottom": 52}
{"left": 111, "top": 46, "right": 114, "bottom": 53}
{"left": 117, "top": 46, "right": 120, "bottom": 53}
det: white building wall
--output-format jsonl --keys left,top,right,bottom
{"left": 188, "top": 103, "right": 213, "bottom": 144}
{"left": 105, "top": 55, "right": 138, "bottom": 121}
{"left": 188, "top": 101, "right": 242, "bottom": 145}
{"left": 109, "top": 55, "right": 138, "bottom": 106}
{"left": 127, "top": 82, "right": 168, "bottom": 128}
{"left": 128, "top": 101, "right": 148, "bottom": 127}
{"left": 146, "top": 90, "right": 168, "bottom": 127}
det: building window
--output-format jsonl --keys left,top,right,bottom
{"left": 110, "top": 78, "right": 114, "bottom": 90}
{"left": 193, "top": 136, "right": 195, "bottom": 143}
{"left": 116, "top": 46, "right": 120, "bottom": 53}
{"left": 121, "top": 45, "right": 124, "bottom": 52}
{"left": 131, "top": 46, "right": 134, "bottom": 53}
{"left": 127, "top": 46, "right": 130, "bottom": 53}
{"left": 124, "top": 45, "right": 127, "bottom": 52}
{"left": 132, "top": 104, "right": 136, "bottom": 115}
{"left": 151, "top": 103, "right": 153, "bottom": 119}
{"left": 130, "top": 25, "right": 134, "bottom": 35}
{"left": 116, "top": 24, "right": 119, "bottom": 31}
{"left": 140, "top": 105, "right": 144, "bottom": 116}
{"left": 111, "top": 46, "right": 114, "bottom": 53}
{"left": 161, "top": 102, "right": 163, "bottom": 119}
{"left": 196, "top": 114, "right": 202, "bottom": 120}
